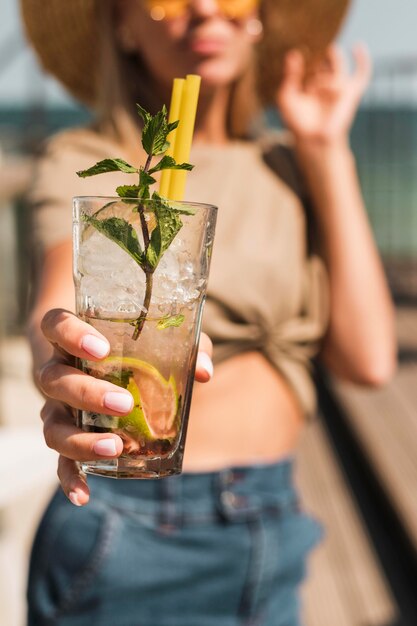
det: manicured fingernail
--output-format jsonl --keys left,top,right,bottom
{"left": 81, "top": 334, "right": 109, "bottom": 358}
{"left": 69, "top": 491, "right": 82, "bottom": 506}
{"left": 197, "top": 352, "right": 213, "bottom": 379}
{"left": 104, "top": 392, "right": 133, "bottom": 413}
{"left": 93, "top": 438, "right": 118, "bottom": 456}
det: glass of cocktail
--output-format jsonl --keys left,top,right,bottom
{"left": 73, "top": 196, "right": 217, "bottom": 478}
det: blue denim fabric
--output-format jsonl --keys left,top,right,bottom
{"left": 27, "top": 459, "right": 323, "bottom": 626}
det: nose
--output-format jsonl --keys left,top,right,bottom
{"left": 189, "top": 0, "right": 220, "bottom": 18}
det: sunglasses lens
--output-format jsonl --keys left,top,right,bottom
{"left": 219, "top": 0, "right": 258, "bottom": 18}
{"left": 147, "top": 0, "right": 189, "bottom": 19}
{"left": 147, "top": 0, "right": 258, "bottom": 20}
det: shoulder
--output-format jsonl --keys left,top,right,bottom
{"left": 33, "top": 125, "right": 116, "bottom": 187}
{"left": 31, "top": 125, "right": 131, "bottom": 204}
{"left": 29, "top": 126, "right": 131, "bottom": 254}
{"left": 38, "top": 125, "right": 121, "bottom": 167}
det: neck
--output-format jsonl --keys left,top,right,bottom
{"left": 192, "top": 84, "right": 232, "bottom": 145}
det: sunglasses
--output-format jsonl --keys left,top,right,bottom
{"left": 146, "top": 0, "right": 259, "bottom": 20}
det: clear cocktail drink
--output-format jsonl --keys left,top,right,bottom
{"left": 73, "top": 197, "right": 217, "bottom": 478}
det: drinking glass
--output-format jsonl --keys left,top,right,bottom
{"left": 73, "top": 196, "right": 217, "bottom": 478}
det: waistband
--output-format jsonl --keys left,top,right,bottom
{"left": 88, "top": 458, "right": 297, "bottom": 525}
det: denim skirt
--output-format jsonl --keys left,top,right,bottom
{"left": 27, "top": 458, "right": 323, "bottom": 626}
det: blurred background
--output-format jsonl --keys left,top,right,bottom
{"left": 1, "top": 0, "right": 417, "bottom": 625}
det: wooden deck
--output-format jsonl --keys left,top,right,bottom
{"left": 296, "top": 420, "right": 397, "bottom": 626}
{"left": 331, "top": 305, "right": 417, "bottom": 553}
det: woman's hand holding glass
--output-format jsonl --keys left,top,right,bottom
{"left": 38, "top": 308, "right": 213, "bottom": 506}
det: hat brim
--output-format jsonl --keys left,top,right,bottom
{"left": 21, "top": 0, "right": 350, "bottom": 108}
{"left": 20, "top": 0, "right": 99, "bottom": 106}
{"left": 257, "top": 0, "right": 351, "bottom": 104}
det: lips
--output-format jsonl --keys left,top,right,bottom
{"left": 188, "top": 36, "right": 228, "bottom": 55}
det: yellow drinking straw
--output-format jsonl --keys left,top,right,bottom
{"left": 167, "top": 74, "right": 201, "bottom": 201}
{"left": 159, "top": 77, "right": 185, "bottom": 198}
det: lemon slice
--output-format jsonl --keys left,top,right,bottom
{"left": 103, "top": 357, "right": 179, "bottom": 440}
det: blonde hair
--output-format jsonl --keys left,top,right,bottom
{"left": 95, "top": 0, "right": 261, "bottom": 150}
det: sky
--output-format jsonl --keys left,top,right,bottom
{"left": 0, "top": 0, "right": 416, "bottom": 106}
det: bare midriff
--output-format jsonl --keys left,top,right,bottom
{"left": 183, "top": 351, "right": 304, "bottom": 472}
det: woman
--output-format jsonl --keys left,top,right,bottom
{"left": 23, "top": 0, "right": 396, "bottom": 624}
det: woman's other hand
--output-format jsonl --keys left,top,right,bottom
{"left": 276, "top": 44, "right": 372, "bottom": 144}
{"left": 38, "top": 308, "right": 213, "bottom": 506}
{"left": 275, "top": 46, "right": 396, "bottom": 386}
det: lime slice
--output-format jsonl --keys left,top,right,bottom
{"left": 119, "top": 377, "right": 154, "bottom": 440}
{"left": 103, "top": 357, "right": 179, "bottom": 440}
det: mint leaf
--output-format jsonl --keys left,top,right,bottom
{"left": 157, "top": 314, "right": 185, "bottom": 330}
{"left": 136, "top": 104, "right": 152, "bottom": 126}
{"left": 149, "top": 156, "right": 194, "bottom": 174}
{"left": 151, "top": 192, "right": 196, "bottom": 215}
{"left": 146, "top": 201, "right": 182, "bottom": 269}
{"left": 83, "top": 214, "right": 145, "bottom": 267}
{"left": 137, "top": 170, "right": 156, "bottom": 200}
{"left": 116, "top": 185, "right": 140, "bottom": 198}
{"left": 141, "top": 105, "right": 174, "bottom": 156}
{"left": 139, "top": 170, "right": 156, "bottom": 187}
{"left": 172, "top": 204, "right": 196, "bottom": 215}
{"left": 77, "top": 158, "right": 138, "bottom": 178}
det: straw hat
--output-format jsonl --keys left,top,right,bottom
{"left": 20, "top": 0, "right": 350, "bottom": 107}
{"left": 257, "top": 0, "right": 351, "bottom": 103}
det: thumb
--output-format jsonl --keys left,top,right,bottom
{"left": 195, "top": 332, "right": 213, "bottom": 383}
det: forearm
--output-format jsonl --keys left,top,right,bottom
{"left": 295, "top": 139, "right": 396, "bottom": 384}
{"left": 27, "top": 241, "right": 75, "bottom": 389}
{"left": 27, "top": 310, "right": 54, "bottom": 391}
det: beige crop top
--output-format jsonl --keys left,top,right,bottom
{"left": 29, "top": 128, "right": 329, "bottom": 417}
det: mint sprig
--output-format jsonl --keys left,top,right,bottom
{"left": 77, "top": 104, "right": 194, "bottom": 340}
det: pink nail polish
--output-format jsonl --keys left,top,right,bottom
{"left": 196, "top": 352, "right": 213, "bottom": 379}
{"left": 104, "top": 392, "right": 133, "bottom": 413}
{"left": 81, "top": 334, "right": 109, "bottom": 359}
{"left": 69, "top": 491, "right": 82, "bottom": 506}
{"left": 94, "top": 439, "right": 118, "bottom": 456}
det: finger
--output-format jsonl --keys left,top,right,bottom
{"left": 326, "top": 44, "right": 348, "bottom": 77}
{"left": 351, "top": 43, "right": 372, "bottom": 94}
{"left": 39, "top": 361, "right": 134, "bottom": 414}
{"left": 278, "top": 49, "right": 305, "bottom": 102}
{"left": 57, "top": 455, "right": 90, "bottom": 506}
{"left": 41, "top": 308, "right": 110, "bottom": 361}
{"left": 42, "top": 401, "right": 124, "bottom": 461}
{"left": 198, "top": 332, "right": 213, "bottom": 358}
{"left": 195, "top": 332, "right": 213, "bottom": 382}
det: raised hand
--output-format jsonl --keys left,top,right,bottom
{"left": 276, "top": 44, "right": 372, "bottom": 144}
